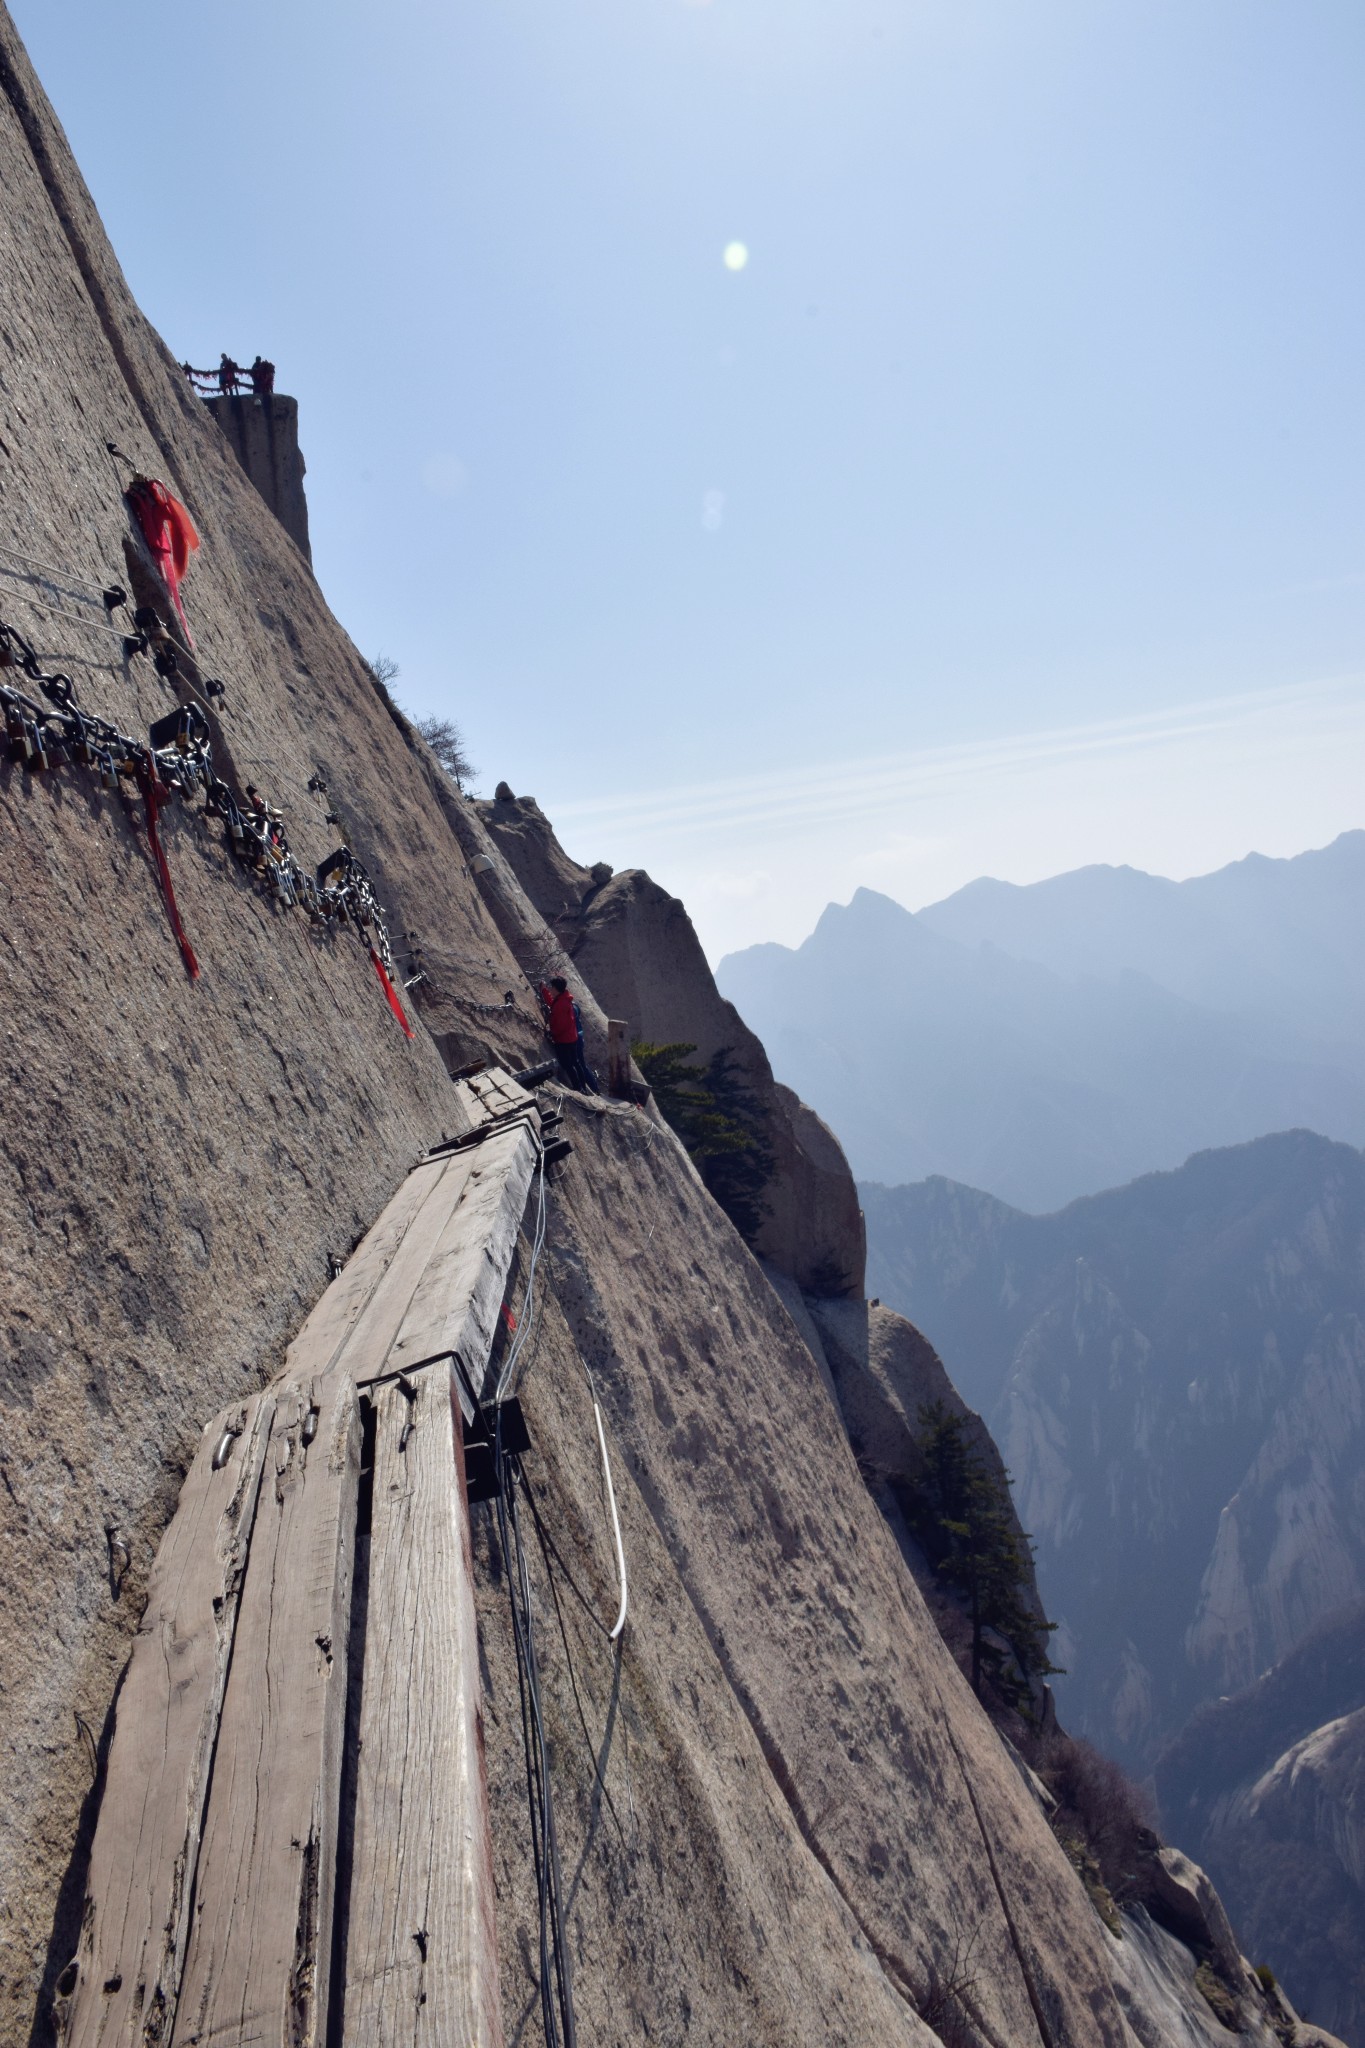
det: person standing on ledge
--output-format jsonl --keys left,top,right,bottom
{"left": 249, "top": 355, "right": 275, "bottom": 396}
{"left": 540, "top": 976, "right": 594, "bottom": 1090}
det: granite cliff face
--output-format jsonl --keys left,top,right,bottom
{"left": 476, "top": 790, "right": 866, "bottom": 1299}
{"left": 0, "top": 15, "right": 1337, "bottom": 2048}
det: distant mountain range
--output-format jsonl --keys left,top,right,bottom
{"left": 717, "top": 832, "right": 1365, "bottom": 1212}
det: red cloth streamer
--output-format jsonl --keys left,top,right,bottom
{"left": 136, "top": 752, "right": 200, "bottom": 981}
{"left": 500, "top": 1302, "right": 519, "bottom": 1335}
{"left": 369, "top": 947, "right": 415, "bottom": 1038}
{"left": 126, "top": 477, "right": 200, "bottom": 644}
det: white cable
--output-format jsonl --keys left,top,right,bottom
{"left": 592, "top": 1398, "right": 629, "bottom": 1641}
{"left": 11, "top": 594, "right": 130, "bottom": 648}
{"left": 0, "top": 542, "right": 117, "bottom": 597}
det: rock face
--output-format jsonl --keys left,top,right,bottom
{"left": 477, "top": 791, "right": 866, "bottom": 1298}
{"left": 202, "top": 390, "right": 312, "bottom": 560}
{"left": 0, "top": 15, "right": 1332, "bottom": 2048}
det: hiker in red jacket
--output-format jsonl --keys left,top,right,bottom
{"left": 540, "top": 977, "right": 593, "bottom": 1090}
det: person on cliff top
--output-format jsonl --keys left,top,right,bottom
{"left": 540, "top": 976, "right": 595, "bottom": 1091}
{"left": 249, "top": 356, "right": 275, "bottom": 397}
{"left": 218, "top": 353, "right": 241, "bottom": 394}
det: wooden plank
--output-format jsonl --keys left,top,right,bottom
{"left": 366, "top": 1124, "right": 539, "bottom": 1392}
{"left": 277, "top": 1154, "right": 450, "bottom": 1386}
{"left": 59, "top": 1395, "right": 276, "bottom": 2048}
{"left": 339, "top": 1367, "right": 503, "bottom": 2047}
{"left": 279, "top": 1150, "right": 488, "bottom": 1402}
{"left": 607, "top": 1019, "right": 630, "bottom": 1099}
{"left": 169, "top": 1375, "right": 362, "bottom": 2048}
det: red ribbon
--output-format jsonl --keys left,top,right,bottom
{"left": 136, "top": 752, "right": 200, "bottom": 980}
{"left": 369, "top": 947, "right": 414, "bottom": 1037}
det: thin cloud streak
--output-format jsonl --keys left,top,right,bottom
{"left": 551, "top": 676, "right": 1365, "bottom": 846}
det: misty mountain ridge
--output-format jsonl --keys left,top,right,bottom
{"left": 717, "top": 831, "right": 1365, "bottom": 1211}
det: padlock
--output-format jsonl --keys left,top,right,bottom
{"left": 316, "top": 847, "right": 352, "bottom": 888}
{"left": 149, "top": 705, "right": 208, "bottom": 755}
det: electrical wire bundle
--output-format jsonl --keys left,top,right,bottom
{"left": 0, "top": 611, "right": 411, "bottom": 1030}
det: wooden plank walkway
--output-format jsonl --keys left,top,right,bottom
{"left": 340, "top": 1368, "right": 501, "bottom": 2045}
{"left": 59, "top": 1071, "right": 539, "bottom": 2048}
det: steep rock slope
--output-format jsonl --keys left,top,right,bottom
{"left": 861, "top": 1134, "right": 1365, "bottom": 1768}
{"left": 477, "top": 790, "right": 865, "bottom": 1297}
{"left": 717, "top": 886, "right": 1365, "bottom": 1212}
{"left": 0, "top": 18, "right": 1334, "bottom": 2048}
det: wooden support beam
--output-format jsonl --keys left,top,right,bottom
{"left": 339, "top": 1365, "right": 503, "bottom": 2048}
{"left": 58, "top": 1395, "right": 276, "bottom": 2048}
{"left": 607, "top": 1018, "right": 631, "bottom": 1099}
{"left": 169, "top": 1374, "right": 362, "bottom": 2048}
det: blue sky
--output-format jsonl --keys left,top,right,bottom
{"left": 16, "top": 0, "right": 1365, "bottom": 953}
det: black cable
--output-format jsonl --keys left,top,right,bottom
{"left": 509, "top": 1470, "right": 577, "bottom": 2048}
{"left": 495, "top": 1408, "right": 578, "bottom": 2048}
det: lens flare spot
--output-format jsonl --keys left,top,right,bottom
{"left": 723, "top": 242, "right": 749, "bottom": 272}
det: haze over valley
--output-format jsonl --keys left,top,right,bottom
{"left": 718, "top": 831, "right": 1365, "bottom": 1213}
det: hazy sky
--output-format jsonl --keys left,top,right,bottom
{"left": 15, "top": 0, "right": 1365, "bottom": 956}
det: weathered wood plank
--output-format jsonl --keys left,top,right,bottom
{"left": 370, "top": 1124, "right": 539, "bottom": 1393}
{"left": 607, "top": 1018, "right": 630, "bottom": 1098}
{"left": 277, "top": 1151, "right": 486, "bottom": 1403}
{"left": 169, "top": 1375, "right": 362, "bottom": 2048}
{"left": 60, "top": 1395, "right": 276, "bottom": 2048}
{"left": 454, "top": 1067, "right": 533, "bottom": 1131}
{"left": 339, "top": 1367, "right": 503, "bottom": 2047}
{"left": 277, "top": 1154, "right": 450, "bottom": 1386}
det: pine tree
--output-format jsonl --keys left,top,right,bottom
{"left": 912, "top": 1401, "right": 1060, "bottom": 1708}
{"left": 631, "top": 1042, "right": 774, "bottom": 1244}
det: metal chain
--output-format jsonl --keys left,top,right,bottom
{"left": 0, "top": 612, "right": 400, "bottom": 975}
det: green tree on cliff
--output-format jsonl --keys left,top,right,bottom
{"left": 912, "top": 1401, "right": 1060, "bottom": 1707}
{"left": 631, "top": 1041, "right": 774, "bottom": 1244}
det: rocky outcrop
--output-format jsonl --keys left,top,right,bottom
{"left": 202, "top": 390, "right": 312, "bottom": 560}
{"left": 477, "top": 791, "right": 866, "bottom": 1297}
